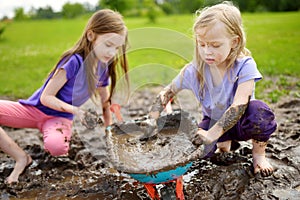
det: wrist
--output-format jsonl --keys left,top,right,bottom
{"left": 73, "top": 107, "right": 83, "bottom": 115}
{"left": 105, "top": 125, "right": 112, "bottom": 135}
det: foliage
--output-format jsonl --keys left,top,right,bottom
{"left": 144, "top": 0, "right": 164, "bottom": 23}
{"left": 158, "top": 0, "right": 205, "bottom": 14}
{"left": 32, "top": 6, "right": 61, "bottom": 19}
{"left": 11, "top": 2, "right": 92, "bottom": 20}
{"left": 8, "top": 0, "right": 300, "bottom": 21}
{"left": 157, "top": 0, "right": 299, "bottom": 14}
{"left": 0, "top": 12, "right": 299, "bottom": 100}
{"left": 62, "top": 3, "right": 85, "bottom": 18}
{"left": 99, "top": 0, "right": 163, "bottom": 23}
{"left": 99, "top": 0, "right": 129, "bottom": 14}
{"left": 14, "top": 8, "right": 29, "bottom": 21}
{"left": 233, "top": 0, "right": 300, "bottom": 12}
{"left": 0, "top": 25, "right": 5, "bottom": 38}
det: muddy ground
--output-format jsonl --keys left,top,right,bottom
{"left": 0, "top": 84, "right": 299, "bottom": 200}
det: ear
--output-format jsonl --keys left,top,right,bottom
{"left": 87, "top": 30, "right": 95, "bottom": 42}
{"left": 231, "top": 36, "right": 239, "bottom": 49}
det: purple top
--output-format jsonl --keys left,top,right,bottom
{"left": 19, "top": 54, "right": 109, "bottom": 119}
{"left": 172, "top": 56, "right": 262, "bottom": 120}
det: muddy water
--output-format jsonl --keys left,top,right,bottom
{"left": 0, "top": 87, "right": 300, "bottom": 199}
{"left": 106, "top": 111, "right": 202, "bottom": 174}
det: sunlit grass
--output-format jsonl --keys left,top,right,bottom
{"left": 0, "top": 12, "right": 299, "bottom": 99}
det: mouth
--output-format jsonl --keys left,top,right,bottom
{"left": 205, "top": 58, "right": 215, "bottom": 64}
{"left": 102, "top": 56, "right": 112, "bottom": 62}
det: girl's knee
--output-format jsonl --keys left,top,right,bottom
{"left": 242, "top": 100, "right": 277, "bottom": 141}
{"left": 247, "top": 100, "right": 276, "bottom": 125}
{"left": 42, "top": 118, "right": 72, "bottom": 156}
{"left": 44, "top": 133, "right": 70, "bottom": 156}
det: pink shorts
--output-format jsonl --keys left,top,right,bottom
{"left": 0, "top": 100, "right": 73, "bottom": 156}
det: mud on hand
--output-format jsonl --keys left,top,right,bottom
{"left": 81, "top": 109, "right": 104, "bottom": 129}
{"left": 192, "top": 131, "right": 205, "bottom": 147}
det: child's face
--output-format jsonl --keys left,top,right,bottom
{"left": 92, "top": 32, "right": 126, "bottom": 63}
{"left": 196, "top": 21, "right": 237, "bottom": 69}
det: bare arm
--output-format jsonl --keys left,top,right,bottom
{"left": 198, "top": 79, "right": 255, "bottom": 144}
{"left": 40, "top": 69, "right": 81, "bottom": 115}
{"left": 97, "top": 86, "right": 112, "bottom": 126}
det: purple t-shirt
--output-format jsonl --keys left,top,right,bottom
{"left": 19, "top": 54, "right": 109, "bottom": 119}
{"left": 172, "top": 56, "right": 262, "bottom": 120}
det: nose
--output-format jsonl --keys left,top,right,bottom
{"left": 203, "top": 45, "right": 213, "bottom": 55}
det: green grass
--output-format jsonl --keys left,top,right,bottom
{"left": 0, "top": 12, "right": 299, "bottom": 100}
{"left": 243, "top": 12, "right": 300, "bottom": 76}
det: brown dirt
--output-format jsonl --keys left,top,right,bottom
{"left": 0, "top": 84, "right": 299, "bottom": 200}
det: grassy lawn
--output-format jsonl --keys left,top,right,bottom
{"left": 0, "top": 12, "right": 299, "bottom": 101}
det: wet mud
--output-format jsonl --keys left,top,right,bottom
{"left": 0, "top": 87, "right": 299, "bottom": 200}
{"left": 106, "top": 110, "right": 203, "bottom": 174}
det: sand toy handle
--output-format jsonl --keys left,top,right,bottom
{"left": 110, "top": 103, "right": 123, "bottom": 123}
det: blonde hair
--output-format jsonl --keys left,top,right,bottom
{"left": 50, "top": 9, "right": 129, "bottom": 104}
{"left": 192, "top": 1, "right": 250, "bottom": 94}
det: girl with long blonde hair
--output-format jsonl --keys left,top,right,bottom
{"left": 150, "top": 1, "right": 277, "bottom": 177}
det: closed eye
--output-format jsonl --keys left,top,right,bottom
{"left": 211, "top": 43, "right": 222, "bottom": 48}
{"left": 197, "top": 42, "right": 205, "bottom": 47}
{"left": 106, "top": 42, "right": 122, "bottom": 50}
{"left": 105, "top": 42, "right": 113, "bottom": 47}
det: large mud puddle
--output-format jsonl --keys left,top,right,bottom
{"left": 0, "top": 87, "right": 299, "bottom": 199}
{"left": 106, "top": 110, "right": 203, "bottom": 174}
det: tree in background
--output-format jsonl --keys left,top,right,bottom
{"left": 99, "top": 0, "right": 129, "bottom": 14}
{"left": 232, "top": 0, "right": 300, "bottom": 12}
{"left": 144, "top": 0, "right": 162, "bottom": 23}
{"left": 0, "top": 24, "right": 6, "bottom": 39}
{"left": 159, "top": 0, "right": 204, "bottom": 14}
{"left": 14, "top": 8, "right": 28, "bottom": 20}
{"left": 9, "top": 0, "right": 300, "bottom": 21}
{"left": 32, "top": 6, "right": 61, "bottom": 19}
{"left": 99, "top": 0, "right": 163, "bottom": 23}
{"left": 260, "top": 0, "right": 300, "bottom": 12}
{"left": 157, "top": 0, "right": 299, "bottom": 13}
{"left": 62, "top": 3, "right": 85, "bottom": 18}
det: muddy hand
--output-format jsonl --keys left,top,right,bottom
{"left": 81, "top": 109, "right": 104, "bottom": 129}
{"left": 192, "top": 129, "right": 212, "bottom": 146}
{"left": 192, "top": 133, "right": 204, "bottom": 146}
